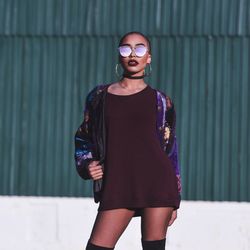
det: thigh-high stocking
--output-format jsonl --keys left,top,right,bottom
{"left": 86, "top": 208, "right": 135, "bottom": 249}
{"left": 140, "top": 207, "right": 174, "bottom": 250}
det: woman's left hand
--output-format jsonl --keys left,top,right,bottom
{"left": 168, "top": 210, "right": 177, "bottom": 226}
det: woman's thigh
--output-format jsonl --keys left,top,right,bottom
{"left": 89, "top": 208, "right": 135, "bottom": 248}
{"left": 141, "top": 207, "right": 174, "bottom": 241}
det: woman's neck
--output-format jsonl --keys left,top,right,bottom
{"left": 119, "top": 78, "right": 147, "bottom": 90}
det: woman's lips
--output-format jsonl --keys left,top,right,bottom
{"left": 128, "top": 60, "right": 139, "bottom": 66}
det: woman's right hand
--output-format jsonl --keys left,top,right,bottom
{"left": 87, "top": 160, "right": 104, "bottom": 180}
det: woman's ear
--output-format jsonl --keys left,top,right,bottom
{"left": 147, "top": 54, "right": 151, "bottom": 64}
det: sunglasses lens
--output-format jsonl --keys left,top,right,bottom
{"left": 119, "top": 46, "right": 132, "bottom": 57}
{"left": 135, "top": 45, "right": 147, "bottom": 57}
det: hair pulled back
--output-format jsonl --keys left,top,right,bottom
{"left": 118, "top": 31, "right": 151, "bottom": 54}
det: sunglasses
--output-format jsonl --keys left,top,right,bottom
{"left": 118, "top": 44, "right": 148, "bottom": 57}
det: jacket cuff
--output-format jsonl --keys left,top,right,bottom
{"left": 76, "top": 158, "right": 94, "bottom": 180}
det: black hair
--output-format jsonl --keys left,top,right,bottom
{"left": 118, "top": 31, "right": 151, "bottom": 54}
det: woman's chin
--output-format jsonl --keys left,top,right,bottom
{"left": 123, "top": 69, "right": 144, "bottom": 76}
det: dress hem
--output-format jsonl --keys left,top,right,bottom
{"left": 98, "top": 200, "right": 180, "bottom": 212}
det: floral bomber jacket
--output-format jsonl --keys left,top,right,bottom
{"left": 74, "top": 83, "right": 182, "bottom": 203}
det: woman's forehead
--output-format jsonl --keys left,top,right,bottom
{"left": 121, "top": 34, "right": 148, "bottom": 46}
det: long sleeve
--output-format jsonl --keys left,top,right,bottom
{"left": 74, "top": 88, "right": 97, "bottom": 180}
{"left": 164, "top": 96, "right": 182, "bottom": 194}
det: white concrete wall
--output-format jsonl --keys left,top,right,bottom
{"left": 0, "top": 196, "right": 250, "bottom": 250}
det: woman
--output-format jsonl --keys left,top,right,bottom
{"left": 74, "top": 31, "right": 182, "bottom": 250}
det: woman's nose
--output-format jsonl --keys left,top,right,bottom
{"left": 129, "top": 48, "right": 136, "bottom": 57}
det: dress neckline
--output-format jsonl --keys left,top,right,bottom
{"left": 106, "top": 84, "right": 149, "bottom": 97}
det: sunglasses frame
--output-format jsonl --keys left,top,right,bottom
{"left": 118, "top": 44, "right": 148, "bottom": 57}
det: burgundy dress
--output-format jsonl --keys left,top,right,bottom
{"left": 97, "top": 84, "right": 180, "bottom": 217}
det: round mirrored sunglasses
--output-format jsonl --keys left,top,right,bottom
{"left": 118, "top": 45, "right": 148, "bottom": 57}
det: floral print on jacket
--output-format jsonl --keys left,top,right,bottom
{"left": 74, "top": 83, "right": 182, "bottom": 203}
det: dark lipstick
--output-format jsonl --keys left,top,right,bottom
{"left": 128, "top": 60, "right": 139, "bottom": 66}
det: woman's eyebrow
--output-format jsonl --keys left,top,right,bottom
{"left": 120, "top": 43, "right": 146, "bottom": 46}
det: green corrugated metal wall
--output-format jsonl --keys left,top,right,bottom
{"left": 0, "top": 0, "right": 249, "bottom": 201}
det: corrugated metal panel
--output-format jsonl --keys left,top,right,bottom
{"left": 0, "top": 0, "right": 249, "bottom": 35}
{"left": 0, "top": 0, "right": 249, "bottom": 201}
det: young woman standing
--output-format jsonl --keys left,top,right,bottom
{"left": 74, "top": 31, "right": 182, "bottom": 250}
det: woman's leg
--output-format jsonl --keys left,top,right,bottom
{"left": 140, "top": 207, "right": 174, "bottom": 250}
{"left": 86, "top": 208, "right": 135, "bottom": 249}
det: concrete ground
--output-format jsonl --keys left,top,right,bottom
{"left": 1, "top": 196, "right": 250, "bottom": 250}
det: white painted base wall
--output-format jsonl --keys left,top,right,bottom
{"left": 0, "top": 196, "right": 250, "bottom": 250}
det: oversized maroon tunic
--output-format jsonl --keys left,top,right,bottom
{"left": 97, "top": 84, "right": 180, "bottom": 217}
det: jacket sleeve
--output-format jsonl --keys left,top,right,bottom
{"left": 74, "top": 88, "right": 97, "bottom": 180}
{"left": 164, "top": 96, "right": 182, "bottom": 195}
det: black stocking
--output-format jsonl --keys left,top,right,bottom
{"left": 140, "top": 207, "right": 174, "bottom": 250}
{"left": 86, "top": 240, "right": 115, "bottom": 250}
{"left": 141, "top": 238, "right": 166, "bottom": 250}
{"left": 86, "top": 208, "right": 135, "bottom": 249}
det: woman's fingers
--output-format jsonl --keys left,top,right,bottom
{"left": 91, "top": 170, "right": 103, "bottom": 180}
{"left": 88, "top": 160, "right": 104, "bottom": 180}
{"left": 92, "top": 173, "right": 103, "bottom": 180}
{"left": 168, "top": 210, "right": 177, "bottom": 226}
{"left": 90, "top": 170, "right": 103, "bottom": 180}
{"left": 89, "top": 165, "right": 102, "bottom": 170}
{"left": 89, "top": 165, "right": 103, "bottom": 173}
{"left": 88, "top": 160, "right": 99, "bottom": 167}
{"left": 89, "top": 166, "right": 103, "bottom": 174}
{"left": 90, "top": 168, "right": 103, "bottom": 175}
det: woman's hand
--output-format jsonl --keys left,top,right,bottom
{"left": 88, "top": 160, "right": 104, "bottom": 180}
{"left": 168, "top": 210, "right": 177, "bottom": 226}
